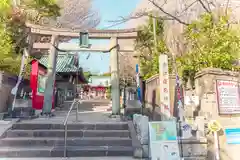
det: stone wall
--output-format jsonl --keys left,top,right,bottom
{"left": 0, "top": 72, "right": 19, "bottom": 113}
{"left": 143, "top": 74, "right": 176, "bottom": 120}
{"left": 194, "top": 68, "right": 240, "bottom": 160}
{"left": 0, "top": 71, "right": 30, "bottom": 113}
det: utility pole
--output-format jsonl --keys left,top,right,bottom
{"left": 152, "top": 16, "right": 158, "bottom": 54}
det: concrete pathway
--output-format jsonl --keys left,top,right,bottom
{"left": 21, "top": 99, "right": 123, "bottom": 123}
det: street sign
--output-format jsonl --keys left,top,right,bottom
{"left": 208, "top": 120, "right": 222, "bottom": 132}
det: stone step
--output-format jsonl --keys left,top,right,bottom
{"left": 0, "top": 146, "right": 133, "bottom": 157}
{"left": 6, "top": 130, "right": 130, "bottom": 138}
{"left": 10, "top": 107, "right": 35, "bottom": 119}
{"left": 12, "top": 122, "right": 129, "bottom": 130}
{"left": 0, "top": 137, "right": 132, "bottom": 147}
{"left": 92, "top": 106, "right": 112, "bottom": 112}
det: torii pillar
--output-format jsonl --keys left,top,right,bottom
{"left": 110, "top": 37, "right": 120, "bottom": 115}
{"left": 42, "top": 35, "right": 59, "bottom": 114}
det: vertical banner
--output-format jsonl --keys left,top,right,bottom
{"left": 11, "top": 49, "right": 28, "bottom": 110}
{"left": 159, "top": 54, "right": 171, "bottom": 119}
{"left": 176, "top": 74, "right": 184, "bottom": 121}
{"left": 136, "top": 64, "right": 142, "bottom": 103}
{"left": 149, "top": 121, "right": 180, "bottom": 160}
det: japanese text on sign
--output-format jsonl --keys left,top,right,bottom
{"left": 159, "top": 54, "right": 170, "bottom": 118}
{"left": 216, "top": 80, "right": 240, "bottom": 114}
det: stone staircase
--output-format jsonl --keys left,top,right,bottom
{"left": 0, "top": 122, "right": 134, "bottom": 157}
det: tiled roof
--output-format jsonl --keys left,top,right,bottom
{"left": 39, "top": 54, "right": 80, "bottom": 73}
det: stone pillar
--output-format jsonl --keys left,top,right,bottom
{"left": 110, "top": 37, "right": 120, "bottom": 115}
{"left": 42, "top": 35, "right": 59, "bottom": 114}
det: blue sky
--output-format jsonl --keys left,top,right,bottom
{"left": 76, "top": 0, "right": 140, "bottom": 74}
{"left": 93, "top": 0, "right": 140, "bottom": 29}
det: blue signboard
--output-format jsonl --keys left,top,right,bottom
{"left": 225, "top": 128, "right": 240, "bottom": 144}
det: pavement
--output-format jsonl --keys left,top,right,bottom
{"left": 20, "top": 99, "right": 123, "bottom": 123}
{"left": 20, "top": 111, "right": 122, "bottom": 123}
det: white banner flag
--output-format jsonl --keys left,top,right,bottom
{"left": 11, "top": 49, "right": 28, "bottom": 110}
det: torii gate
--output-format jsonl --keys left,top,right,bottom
{"left": 26, "top": 23, "right": 138, "bottom": 115}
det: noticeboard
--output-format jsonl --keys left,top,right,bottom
{"left": 225, "top": 128, "right": 240, "bottom": 144}
{"left": 149, "top": 121, "right": 181, "bottom": 160}
{"left": 216, "top": 80, "right": 240, "bottom": 114}
{"left": 37, "top": 74, "right": 47, "bottom": 94}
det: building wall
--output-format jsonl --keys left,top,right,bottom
{"left": 88, "top": 76, "right": 111, "bottom": 87}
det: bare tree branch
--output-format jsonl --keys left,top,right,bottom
{"left": 108, "top": 0, "right": 223, "bottom": 28}
{"left": 108, "top": 10, "right": 175, "bottom": 28}
{"left": 177, "top": 0, "right": 198, "bottom": 17}
{"left": 198, "top": 0, "right": 211, "bottom": 13}
{"left": 44, "top": 0, "right": 100, "bottom": 29}
{"left": 148, "top": 0, "right": 189, "bottom": 25}
{"left": 119, "top": 52, "right": 136, "bottom": 86}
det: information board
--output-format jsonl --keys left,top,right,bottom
{"left": 225, "top": 128, "right": 240, "bottom": 144}
{"left": 149, "top": 121, "right": 181, "bottom": 160}
{"left": 216, "top": 80, "right": 240, "bottom": 114}
{"left": 37, "top": 74, "right": 47, "bottom": 94}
